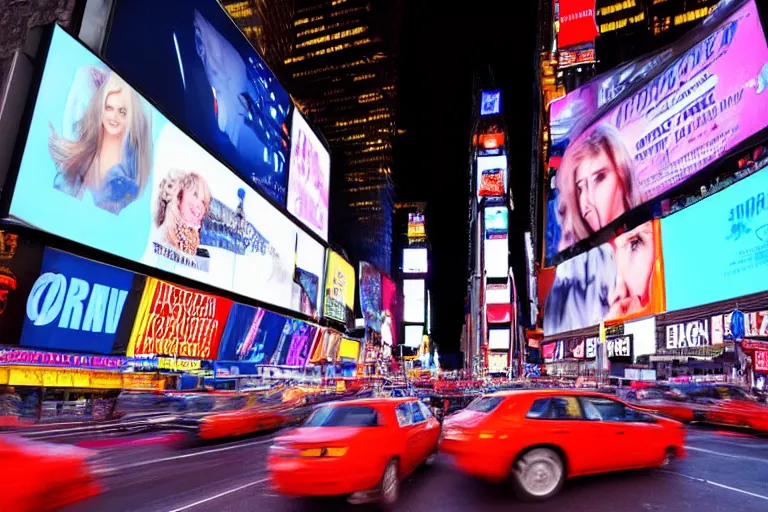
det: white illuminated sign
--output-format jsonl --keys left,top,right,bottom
{"left": 403, "top": 279, "right": 425, "bottom": 323}
{"left": 403, "top": 248, "right": 428, "bottom": 273}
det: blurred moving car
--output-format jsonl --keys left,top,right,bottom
{"left": 441, "top": 389, "right": 685, "bottom": 501}
{"left": 268, "top": 397, "right": 441, "bottom": 506}
{"left": 625, "top": 386, "right": 698, "bottom": 423}
{"left": 172, "top": 393, "right": 287, "bottom": 440}
{"left": 688, "top": 385, "right": 768, "bottom": 433}
{"left": 0, "top": 435, "right": 102, "bottom": 511}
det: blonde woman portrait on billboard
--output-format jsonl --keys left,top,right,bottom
{"left": 607, "top": 221, "right": 656, "bottom": 320}
{"left": 49, "top": 66, "right": 152, "bottom": 214}
{"left": 557, "top": 123, "right": 640, "bottom": 246}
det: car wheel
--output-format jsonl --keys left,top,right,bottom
{"left": 424, "top": 448, "right": 438, "bottom": 467}
{"left": 378, "top": 459, "right": 399, "bottom": 507}
{"left": 660, "top": 447, "right": 676, "bottom": 467}
{"left": 512, "top": 448, "right": 565, "bottom": 502}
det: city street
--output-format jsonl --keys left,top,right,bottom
{"left": 60, "top": 426, "right": 768, "bottom": 512}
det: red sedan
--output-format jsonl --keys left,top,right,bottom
{"left": 267, "top": 397, "right": 441, "bottom": 506}
{"left": 441, "top": 389, "right": 686, "bottom": 501}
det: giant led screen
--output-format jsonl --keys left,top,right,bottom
{"left": 543, "top": 220, "right": 666, "bottom": 336}
{"left": 104, "top": 0, "right": 292, "bottom": 205}
{"left": 545, "top": 0, "right": 768, "bottom": 260}
{"left": 403, "top": 279, "right": 425, "bottom": 323}
{"left": 662, "top": 167, "right": 768, "bottom": 311}
{"left": 288, "top": 109, "right": 330, "bottom": 240}
{"left": 4, "top": 26, "right": 313, "bottom": 316}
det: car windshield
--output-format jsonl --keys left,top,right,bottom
{"left": 467, "top": 396, "right": 504, "bottom": 413}
{"left": 302, "top": 405, "right": 380, "bottom": 427}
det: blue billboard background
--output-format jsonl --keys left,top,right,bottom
{"left": 20, "top": 248, "right": 137, "bottom": 354}
{"left": 104, "top": 0, "right": 292, "bottom": 205}
{"left": 217, "top": 303, "right": 288, "bottom": 362}
{"left": 662, "top": 167, "right": 768, "bottom": 311}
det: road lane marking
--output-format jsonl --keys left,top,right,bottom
{"left": 167, "top": 477, "right": 270, "bottom": 512}
{"left": 659, "top": 470, "right": 768, "bottom": 501}
{"left": 684, "top": 445, "right": 768, "bottom": 464}
{"left": 95, "top": 436, "right": 275, "bottom": 475}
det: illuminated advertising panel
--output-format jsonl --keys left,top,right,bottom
{"left": 359, "top": 262, "right": 382, "bottom": 333}
{"left": 403, "top": 279, "right": 425, "bottom": 323}
{"left": 287, "top": 109, "right": 330, "bottom": 240}
{"left": 104, "top": 0, "right": 292, "bottom": 205}
{"left": 403, "top": 248, "right": 428, "bottom": 273}
{"left": 486, "top": 282, "right": 510, "bottom": 304}
{"left": 557, "top": 0, "right": 598, "bottom": 48}
{"left": 5, "top": 27, "right": 309, "bottom": 315}
{"left": 484, "top": 239, "right": 508, "bottom": 278}
{"left": 381, "top": 275, "right": 398, "bottom": 346}
{"left": 128, "top": 278, "right": 233, "bottom": 359}
{"left": 480, "top": 90, "right": 501, "bottom": 116}
{"left": 408, "top": 213, "right": 426, "bottom": 238}
{"left": 477, "top": 155, "right": 507, "bottom": 198}
{"left": 405, "top": 324, "right": 424, "bottom": 348}
{"left": 488, "top": 352, "right": 508, "bottom": 373}
{"left": 484, "top": 206, "right": 508, "bottom": 239}
{"left": 488, "top": 328, "right": 511, "bottom": 350}
{"left": 20, "top": 247, "right": 141, "bottom": 355}
{"left": 546, "top": 0, "right": 768, "bottom": 258}
{"left": 544, "top": 220, "right": 666, "bottom": 336}
{"left": 0, "top": 231, "right": 47, "bottom": 345}
{"left": 217, "top": 304, "right": 288, "bottom": 363}
{"left": 477, "top": 133, "right": 504, "bottom": 150}
{"left": 293, "top": 230, "right": 324, "bottom": 318}
{"left": 324, "top": 251, "right": 355, "bottom": 324}
{"left": 662, "top": 167, "right": 768, "bottom": 311}
{"left": 269, "top": 318, "right": 317, "bottom": 367}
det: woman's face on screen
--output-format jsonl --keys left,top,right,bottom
{"left": 102, "top": 90, "right": 128, "bottom": 138}
{"left": 179, "top": 185, "right": 208, "bottom": 228}
{"left": 575, "top": 148, "right": 626, "bottom": 232}
{"left": 609, "top": 223, "right": 655, "bottom": 318}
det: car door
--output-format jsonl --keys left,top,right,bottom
{"left": 523, "top": 395, "right": 594, "bottom": 476}
{"left": 579, "top": 396, "right": 663, "bottom": 469}
{"left": 418, "top": 401, "right": 441, "bottom": 454}
{"left": 395, "top": 403, "right": 420, "bottom": 474}
{"left": 410, "top": 401, "right": 429, "bottom": 462}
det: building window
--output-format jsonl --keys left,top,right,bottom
{"left": 673, "top": 7, "right": 715, "bottom": 26}
{"left": 598, "top": 0, "right": 636, "bottom": 17}
{"left": 599, "top": 11, "right": 645, "bottom": 33}
{"left": 652, "top": 15, "right": 671, "bottom": 35}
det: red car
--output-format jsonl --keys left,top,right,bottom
{"left": 267, "top": 397, "right": 441, "bottom": 506}
{"left": 0, "top": 435, "right": 102, "bottom": 511}
{"left": 441, "top": 389, "right": 686, "bottom": 501}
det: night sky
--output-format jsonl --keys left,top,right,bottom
{"left": 395, "top": 1, "right": 539, "bottom": 360}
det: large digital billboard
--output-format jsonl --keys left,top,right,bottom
{"left": 477, "top": 155, "right": 507, "bottom": 198}
{"left": 402, "top": 248, "right": 428, "bottom": 273}
{"left": 662, "top": 167, "right": 768, "bottom": 311}
{"left": 481, "top": 90, "right": 501, "bottom": 116}
{"left": 484, "top": 207, "right": 508, "bottom": 238}
{"left": 288, "top": 109, "right": 330, "bottom": 240}
{"left": 104, "top": 0, "right": 292, "bottom": 205}
{"left": 324, "top": 251, "right": 355, "bottom": 325}
{"left": 293, "top": 230, "right": 325, "bottom": 318}
{"left": 128, "top": 278, "right": 233, "bottom": 360}
{"left": 4, "top": 26, "right": 314, "bottom": 317}
{"left": 21, "top": 247, "right": 142, "bottom": 355}
{"left": 544, "top": 220, "right": 666, "bottom": 336}
{"left": 404, "top": 324, "right": 424, "bottom": 348}
{"left": 381, "top": 275, "right": 398, "bottom": 347}
{"left": 488, "top": 328, "right": 511, "bottom": 350}
{"left": 359, "top": 261, "right": 382, "bottom": 333}
{"left": 546, "top": 0, "right": 768, "bottom": 258}
{"left": 484, "top": 239, "right": 508, "bottom": 279}
{"left": 217, "top": 304, "right": 288, "bottom": 363}
{"left": 403, "top": 279, "right": 425, "bottom": 324}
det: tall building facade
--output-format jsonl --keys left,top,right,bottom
{"left": 221, "top": 0, "right": 296, "bottom": 78}
{"left": 284, "top": 0, "right": 400, "bottom": 275}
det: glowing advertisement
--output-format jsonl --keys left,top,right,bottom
{"left": 0, "top": 347, "right": 125, "bottom": 369}
{"left": 488, "top": 352, "right": 508, "bottom": 373}
{"left": 662, "top": 167, "right": 768, "bottom": 311}
{"left": 484, "top": 206, "right": 508, "bottom": 239}
{"left": 287, "top": 109, "right": 330, "bottom": 240}
{"left": 486, "top": 282, "right": 510, "bottom": 304}
{"left": 359, "top": 261, "right": 382, "bottom": 333}
{"left": 403, "top": 279, "right": 425, "bottom": 324}
{"left": 544, "top": 220, "right": 666, "bottom": 336}
{"left": 293, "top": 230, "right": 324, "bottom": 318}
{"left": 481, "top": 90, "right": 501, "bottom": 116}
{"left": 128, "top": 278, "right": 233, "bottom": 359}
{"left": 408, "top": 212, "right": 426, "bottom": 238}
{"left": 324, "top": 251, "right": 355, "bottom": 325}
{"left": 557, "top": 0, "right": 598, "bottom": 49}
{"left": 5, "top": 27, "right": 308, "bottom": 316}
{"left": 546, "top": 0, "right": 768, "bottom": 258}
{"left": 104, "top": 0, "right": 291, "bottom": 205}
{"left": 484, "top": 239, "right": 508, "bottom": 278}
{"left": 0, "top": 231, "right": 47, "bottom": 345}
{"left": 269, "top": 318, "right": 317, "bottom": 367}
{"left": 381, "top": 275, "right": 398, "bottom": 347}
{"left": 21, "top": 247, "right": 139, "bottom": 355}
{"left": 477, "top": 155, "right": 507, "bottom": 198}
{"left": 405, "top": 325, "right": 424, "bottom": 348}
{"left": 403, "top": 248, "right": 428, "bottom": 273}
{"left": 488, "top": 328, "right": 511, "bottom": 350}
{"left": 217, "top": 304, "right": 288, "bottom": 363}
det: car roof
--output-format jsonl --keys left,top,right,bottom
{"left": 487, "top": 388, "right": 617, "bottom": 399}
{"left": 324, "top": 397, "right": 418, "bottom": 408}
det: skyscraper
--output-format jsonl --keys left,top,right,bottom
{"left": 221, "top": 0, "right": 296, "bottom": 78}
{"left": 284, "top": 0, "right": 401, "bottom": 275}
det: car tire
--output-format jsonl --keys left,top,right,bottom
{"left": 378, "top": 458, "right": 399, "bottom": 508}
{"left": 660, "top": 447, "right": 676, "bottom": 467}
{"left": 424, "top": 447, "right": 438, "bottom": 467}
{"left": 511, "top": 448, "right": 565, "bottom": 502}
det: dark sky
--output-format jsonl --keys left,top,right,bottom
{"left": 395, "top": 1, "right": 539, "bottom": 357}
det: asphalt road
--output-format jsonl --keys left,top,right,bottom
{"left": 61, "top": 426, "right": 768, "bottom": 512}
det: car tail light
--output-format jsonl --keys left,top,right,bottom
{"left": 477, "top": 430, "right": 508, "bottom": 440}
{"left": 300, "top": 447, "right": 349, "bottom": 458}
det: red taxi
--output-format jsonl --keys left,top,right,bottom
{"left": 267, "top": 398, "right": 441, "bottom": 506}
{"left": 441, "top": 389, "right": 686, "bottom": 501}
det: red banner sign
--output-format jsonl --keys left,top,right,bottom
{"left": 755, "top": 350, "right": 768, "bottom": 372}
{"left": 558, "top": 0, "right": 599, "bottom": 49}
